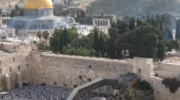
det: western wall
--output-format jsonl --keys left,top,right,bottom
{"left": 0, "top": 45, "right": 180, "bottom": 100}
{"left": 29, "top": 51, "right": 132, "bottom": 88}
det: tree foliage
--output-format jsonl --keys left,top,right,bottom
{"left": 166, "top": 39, "right": 180, "bottom": 52}
{"left": 49, "top": 18, "right": 167, "bottom": 61}
{"left": 162, "top": 78, "right": 180, "bottom": 93}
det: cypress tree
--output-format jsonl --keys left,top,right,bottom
{"left": 176, "top": 19, "right": 180, "bottom": 40}
{"left": 59, "top": 28, "right": 70, "bottom": 52}
{"left": 129, "top": 17, "right": 135, "bottom": 31}
{"left": 92, "top": 28, "right": 100, "bottom": 52}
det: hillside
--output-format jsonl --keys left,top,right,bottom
{"left": 0, "top": 0, "right": 22, "bottom": 11}
{"left": 86, "top": 0, "right": 180, "bottom": 16}
{"left": 0, "top": 0, "right": 93, "bottom": 11}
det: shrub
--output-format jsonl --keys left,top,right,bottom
{"left": 62, "top": 45, "right": 95, "bottom": 57}
{"left": 133, "top": 80, "right": 153, "bottom": 91}
{"left": 162, "top": 78, "right": 180, "bottom": 93}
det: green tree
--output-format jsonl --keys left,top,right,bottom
{"left": 128, "top": 26, "right": 163, "bottom": 58}
{"left": 37, "top": 31, "right": 42, "bottom": 43}
{"left": 116, "top": 21, "right": 130, "bottom": 34}
{"left": 99, "top": 33, "right": 106, "bottom": 56}
{"left": 150, "top": 16, "right": 155, "bottom": 27}
{"left": 124, "top": 89, "right": 135, "bottom": 100}
{"left": 107, "top": 28, "right": 118, "bottom": 58}
{"left": 176, "top": 19, "right": 180, "bottom": 40}
{"left": 80, "top": 10, "right": 86, "bottom": 18}
{"left": 50, "top": 28, "right": 78, "bottom": 52}
{"left": 115, "top": 32, "right": 129, "bottom": 58}
{"left": 42, "top": 31, "right": 49, "bottom": 50}
{"left": 166, "top": 39, "right": 180, "bottom": 52}
{"left": 92, "top": 27, "right": 100, "bottom": 52}
{"left": 157, "top": 40, "right": 166, "bottom": 61}
{"left": 50, "top": 29, "right": 63, "bottom": 52}
{"left": 129, "top": 17, "right": 136, "bottom": 31}
{"left": 59, "top": 28, "right": 70, "bottom": 52}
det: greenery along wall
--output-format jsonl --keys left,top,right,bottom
{"left": 48, "top": 16, "right": 180, "bottom": 60}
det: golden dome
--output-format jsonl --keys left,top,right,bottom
{"left": 24, "top": 0, "right": 53, "bottom": 9}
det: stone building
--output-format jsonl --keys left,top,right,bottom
{"left": 6, "top": 0, "right": 77, "bottom": 38}
{"left": 92, "top": 15, "right": 115, "bottom": 27}
{"left": 0, "top": 17, "right": 10, "bottom": 26}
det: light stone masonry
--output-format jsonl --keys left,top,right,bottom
{"left": 0, "top": 48, "right": 180, "bottom": 100}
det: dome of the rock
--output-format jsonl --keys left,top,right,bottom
{"left": 24, "top": 0, "right": 53, "bottom": 9}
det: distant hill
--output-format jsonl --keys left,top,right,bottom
{"left": 0, "top": 0, "right": 22, "bottom": 11}
{"left": 0, "top": 0, "right": 93, "bottom": 11}
{"left": 86, "top": 0, "right": 180, "bottom": 16}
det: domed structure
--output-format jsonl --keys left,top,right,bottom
{"left": 6, "top": 0, "right": 77, "bottom": 40}
{"left": 24, "top": 0, "right": 53, "bottom": 9}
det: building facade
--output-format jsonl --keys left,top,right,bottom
{"left": 93, "top": 18, "right": 111, "bottom": 27}
{"left": 6, "top": 0, "right": 77, "bottom": 38}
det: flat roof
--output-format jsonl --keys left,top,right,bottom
{"left": 161, "top": 60, "right": 180, "bottom": 66}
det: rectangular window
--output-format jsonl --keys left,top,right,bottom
{"left": 0, "top": 68, "right": 2, "bottom": 74}
{"left": 18, "top": 66, "right": 20, "bottom": 70}
{"left": 10, "top": 67, "right": 12, "bottom": 72}
{"left": 13, "top": 57, "right": 15, "bottom": 61}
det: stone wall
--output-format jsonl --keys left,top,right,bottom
{"left": 29, "top": 52, "right": 132, "bottom": 88}
{"left": 126, "top": 57, "right": 180, "bottom": 100}
{"left": 154, "top": 63, "right": 180, "bottom": 78}
{"left": 1, "top": 48, "right": 180, "bottom": 100}
{"left": 0, "top": 45, "right": 32, "bottom": 91}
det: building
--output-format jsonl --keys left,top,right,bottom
{"left": 0, "top": 17, "right": 10, "bottom": 26}
{"left": 6, "top": 0, "right": 77, "bottom": 39}
{"left": 118, "top": 73, "right": 137, "bottom": 87}
{"left": 92, "top": 15, "right": 115, "bottom": 27}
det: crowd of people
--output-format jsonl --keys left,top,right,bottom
{"left": 80, "top": 92, "right": 110, "bottom": 100}
{"left": 0, "top": 84, "right": 72, "bottom": 100}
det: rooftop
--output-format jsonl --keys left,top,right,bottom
{"left": 161, "top": 60, "right": 180, "bottom": 66}
{"left": 42, "top": 52, "right": 128, "bottom": 64}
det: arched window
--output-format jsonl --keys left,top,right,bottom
{"left": 42, "top": 25, "right": 45, "bottom": 29}
{"left": 35, "top": 10, "right": 38, "bottom": 15}
{"left": 95, "top": 20, "right": 97, "bottom": 25}
{"left": 106, "top": 20, "right": 108, "bottom": 26}
{"left": 98, "top": 20, "right": 100, "bottom": 26}
{"left": 34, "top": 25, "right": 37, "bottom": 29}
{"left": 38, "top": 24, "right": 41, "bottom": 29}
{"left": 103, "top": 20, "right": 105, "bottom": 26}
{"left": 41, "top": 10, "right": 44, "bottom": 15}
{"left": 100, "top": 21, "right": 102, "bottom": 26}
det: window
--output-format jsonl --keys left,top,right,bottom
{"left": 103, "top": 20, "right": 105, "bottom": 26}
{"left": 27, "top": 64, "right": 29, "bottom": 68}
{"left": 106, "top": 20, "right": 108, "bottom": 26}
{"left": 0, "top": 68, "right": 2, "bottom": 74}
{"left": 95, "top": 20, "right": 97, "bottom": 25}
{"left": 42, "top": 25, "right": 45, "bottom": 29}
{"left": 13, "top": 57, "right": 15, "bottom": 61}
{"left": 9, "top": 67, "right": 12, "bottom": 72}
{"left": 0, "top": 60, "right": 1, "bottom": 65}
{"left": 18, "top": 66, "right": 20, "bottom": 70}
{"left": 34, "top": 25, "right": 37, "bottom": 29}
{"left": 100, "top": 21, "right": 103, "bottom": 26}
